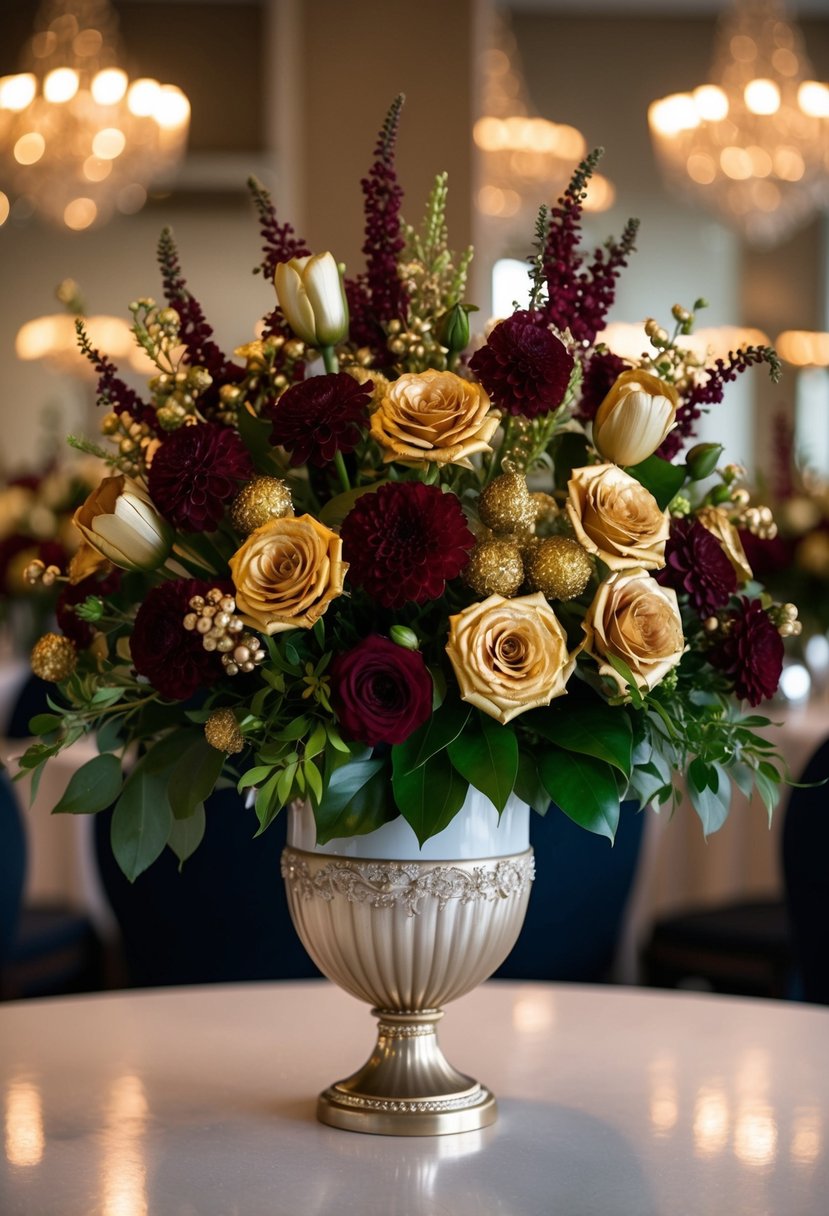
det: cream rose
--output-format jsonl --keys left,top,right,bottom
{"left": 566, "top": 463, "right": 669, "bottom": 571}
{"left": 370, "top": 369, "right": 499, "bottom": 468}
{"left": 445, "top": 592, "right": 577, "bottom": 724}
{"left": 582, "top": 569, "right": 685, "bottom": 695}
{"left": 696, "top": 506, "right": 753, "bottom": 583}
{"left": 229, "top": 513, "right": 346, "bottom": 635}
{"left": 592, "top": 369, "right": 678, "bottom": 467}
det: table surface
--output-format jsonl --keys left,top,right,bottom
{"left": 1, "top": 981, "right": 827, "bottom": 1216}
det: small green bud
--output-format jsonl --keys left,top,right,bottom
{"left": 708, "top": 484, "right": 732, "bottom": 505}
{"left": 685, "top": 442, "right": 723, "bottom": 481}
{"left": 437, "top": 303, "right": 474, "bottom": 354}
{"left": 75, "top": 596, "right": 104, "bottom": 622}
{"left": 390, "top": 625, "right": 419, "bottom": 651}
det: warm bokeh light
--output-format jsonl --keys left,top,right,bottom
{"left": 126, "top": 77, "right": 161, "bottom": 117}
{"left": 798, "top": 80, "right": 829, "bottom": 117}
{"left": 0, "top": 73, "right": 37, "bottom": 110}
{"left": 4, "top": 1079, "right": 44, "bottom": 1168}
{"left": 693, "top": 1086, "right": 730, "bottom": 1158}
{"left": 152, "top": 85, "right": 190, "bottom": 130}
{"left": 693, "top": 84, "right": 729, "bottom": 121}
{"left": 0, "top": 191, "right": 9, "bottom": 226}
{"left": 43, "top": 66, "right": 79, "bottom": 103}
{"left": 744, "top": 78, "right": 781, "bottom": 115}
{"left": 63, "top": 197, "right": 98, "bottom": 230}
{"left": 13, "top": 132, "right": 45, "bottom": 165}
{"left": 91, "top": 68, "right": 128, "bottom": 106}
{"left": 776, "top": 331, "right": 829, "bottom": 367}
{"left": 92, "top": 128, "right": 126, "bottom": 160}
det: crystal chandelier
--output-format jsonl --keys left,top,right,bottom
{"left": 474, "top": 9, "right": 614, "bottom": 223}
{"left": 0, "top": 0, "right": 190, "bottom": 231}
{"left": 648, "top": 0, "right": 829, "bottom": 247}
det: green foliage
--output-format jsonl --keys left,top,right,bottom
{"left": 625, "top": 454, "right": 687, "bottom": 509}
{"left": 538, "top": 748, "right": 620, "bottom": 842}
{"left": 52, "top": 753, "right": 123, "bottom": 815}
{"left": 446, "top": 711, "right": 518, "bottom": 813}
{"left": 392, "top": 749, "right": 467, "bottom": 846}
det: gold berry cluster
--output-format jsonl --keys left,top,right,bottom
{"left": 183, "top": 589, "right": 266, "bottom": 676}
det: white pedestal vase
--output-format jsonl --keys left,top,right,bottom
{"left": 281, "top": 787, "right": 534, "bottom": 1136}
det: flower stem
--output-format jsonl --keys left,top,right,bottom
{"left": 321, "top": 345, "right": 339, "bottom": 374}
{"left": 333, "top": 450, "right": 351, "bottom": 493}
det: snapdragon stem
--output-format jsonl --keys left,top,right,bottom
{"left": 321, "top": 345, "right": 352, "bottom": 492}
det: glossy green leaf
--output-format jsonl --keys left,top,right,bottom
{"left": 111, "top": 767, "right": 172, "bottom": 881}
{"left": 167, "top": 804, "right": 206, "bottom": 868}
{"left": 529, "top": 703, "right": 633, "bottom": 778}
{"left": 625, "top": 454, "right": 687, "bottom": 510}
{"left": 28, "top": 713, "right": 62, "bottom": 736}
{"left": 392, "top": 751, "right": 468, "bottom": 846}
{"left": 538, "top": 748, "right": 619, "bottom": 842}
{"left": 447, "top": 711, "right": 517, "bottom": 813}
{"left": 315, "top": 757, "right": 394, "bottom": 843}
{"left": 393, "top": 699, "right": 471, "bottom": 775}
{"left": 687, "top": 758, "right": 730, "bottom": 836}
{"left": 514, "top": 751, "right": 551, "bottom": 816}
{"left": 52, "top": 753, "right": 123, "bottom": 815}
{"left": 167, "top": 736, "right": 226, "bottom": 820}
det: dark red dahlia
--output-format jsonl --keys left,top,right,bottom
{"left": 148, "top": 423, "right": 253, "bottom": 533}
{"left": 331, "top": 635, "right": 433, "bottom": 746}
{"left": 469, "top": 310, "right": 574, "bottom": 419}
{"left": 131, "top": 578, "right": 225, "bottom": 701}
{"left": 341, "top": 481, "right": 474, "bottom": 608}
{"left": 265, "top": 373, "right": 372, "bottom": 466}
{"left": 709, "top": 598, "right": 784, "bottom": 706}
{"left": 57, "top": 568, "right": 122, "bottom": 649}
{"left": 657, "top": 518, "right": 737, "bottom": 616}
{"left": 576, "top": 349, "right": 628, "bottom": 424}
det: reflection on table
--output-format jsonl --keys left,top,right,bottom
{"left": 1, "top": 980, "right": 827, "bottom": 1215}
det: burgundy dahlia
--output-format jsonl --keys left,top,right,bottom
{"left": 148, "top": 423, "right": 253, "bottom": 532}
{"left": 266, "top": 373, "right": 372, "bottom": 466}
{"left": 340, "top": 481, "right": 474, "bottom": 608}
{"left": 576, "top": 349, "right": 628, "bottom": 424}
{"left": 657, "top": 518, "right": 737, "bottom": 616}
{"left": 709, "top": 598, "right": 784, "bottom": 706}
{"left": 469, "top": 311, "right": 574, "bottom": 419}
{"left": 331, "top": 635, "right": 433, "bottom": 746}
{"left": 131, "top": 578, "right": 225, "bottom": 701}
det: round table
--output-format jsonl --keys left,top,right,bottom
{"left": 1, "top": 980, "right": 827, "bottom": 1215}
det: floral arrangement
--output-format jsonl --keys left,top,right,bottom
{"left": 20, "top": 98, "right": 795, "bottom": 880}
{"left": 0, "top": 457, "right": 103, "bottom": 652}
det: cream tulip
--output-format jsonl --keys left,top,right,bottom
{"left": 74, "top": 476, "right": 172, "bottom": 572}
{"left": 274, "top": 252, "right": 349, "bottom": 347}
{"left": 592, "top": 369, "right": 678, "bottom": 467}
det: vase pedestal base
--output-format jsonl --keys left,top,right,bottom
{"left": 316, "top": 1008, "right": 498, "bottom": 1136}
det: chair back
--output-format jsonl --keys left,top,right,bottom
{"left": 0, "top": 772, "right": 26, "bottom": 969}
{"left": 782, "top": 737, "right": 829, "bottom": 1004}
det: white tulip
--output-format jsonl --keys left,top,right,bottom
{"left": 274, "top": 252, "right": 349, "bottom": 348}
{"left": 592, "top": 369, "right": 678, "bottom": 467}
{"left": 74, "top": 476, "right": 172, "bottom": 572}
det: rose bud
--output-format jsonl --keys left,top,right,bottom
{"left": 592, "top": 369, "right": 678, "bottom": 467}
{"left": 274, "top": 252, "right": 349, "bottom": 347}
{"left": 685, "top": 443, "right": 723, "bottom": 481}
{"left": 437, "top": 302, "right": 473, "bottom": 355}
{"left": 73, "top": 476, "right": 172, "bottom": 572}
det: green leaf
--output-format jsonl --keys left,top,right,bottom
{"left": 318, "top": 483, "right": 384, "bottom": 528}
{"left": 111, "top": 766, "right": 172, "bottom": 881}
{"left": 90, "top": 686, "right": 125, "bottom": 707}
{"left": 514, "top": 751, "right": 551, "bottom": 816}
{"left": 29, "top": 713, "right": 62, "bottom": 736}
{"left": 315, "top": 756, "right": 388, "bottom": 843}
{"left": 52, "top": 753, "right": 123, "bottom": 815}
{"left": 538, "top": 748, "right": 620, "bottom": 841}
{"left": 624, "top": 454, "right": 687, "bottom": 510}
{"left": 304, "top": 722, "right": 327, "bottom": 760}
{"left": 392, "top": 751, "right": 468, "bottom": 846}
{"left": 447, "top": 711, "right": 517, "bottom": 813}
{"left": 237, "top": 405, "right": 283, "bottom": 474}
{"left": 96, "top": 716, "right": 124, "bottom": 755}
{"left": 167, "top": 736, "right": 226, "bottom": 819}
{"left": 688, "top": 759, "right": 730, "bottom": 836}
{"left": 393, "top": 699, "right": 471, "bottom": 775}
{"left": 167, "top": 804, "right": 206, "bottom": 868}
{"left": 237, "top": 764, "right": 277, "bottom": 792}
{"left": 254, "top": 770, "right": 283, "bottom": 833}
{"left": 528, "top": 703, "right": 633, "bottom": 778}
{"left": 605, "top": 655, "right": 645, "bottom": 708}
{"left": 303, "top": 758, "right": 323, "bottom": 804}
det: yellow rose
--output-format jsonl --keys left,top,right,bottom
{"left": 566, "top": 463, "right": 669, "bottom": 571}
{"left": 582, "top": 569, "right": 685, "bottom": 695}
{"left": 592, "top": 369, "right": 678, "bottom": 466}
{"left": 445, "top": 592, "right": 578, "bottom": 725}
{"left": 370, "top": 370, "right": 499, "bottom": 469}
{"left": 229, "top": 514, "right": 346, "bottom": 635}
{"left": 696, "top": 506, "right": 753, "bottom": 583}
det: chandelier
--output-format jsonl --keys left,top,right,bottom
{"left": 474, "top": 9, "right": 614, "bottom": 224}
{"left": 648, "top": 0, "right": 829, "bottom": 247}
{"left": 0, "top": 0, "right": 190, "bottom": 232}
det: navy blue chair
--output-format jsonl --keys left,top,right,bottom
{"left": 495, "top": 800, "right": 645, "bottom": 982}
{"left": 782, "top": 737, "right": 829, "bottom": 1005}
{"left": 3, "top": 673, "right": 52, "bottom": 740}
{"left": 0, "top": 770, "right": 102, "bottom": 1000}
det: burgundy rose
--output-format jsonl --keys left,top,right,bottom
{"left": 148, "top": 423, "right": 253, "bottom": 532}
{"left": 469, "top": 310, "right": 574, "bottom": 419}
{"left": 340, "top": 481, "right": 474, "bottom": 608}
{"left": 131, "top": 578, "right": 225, "bottom": 701}
{"left": 331, "top": 635, "right": 433, "bottom": 746}
{"left": 657, "top": 517, "right": 737, "bottom": 616}
{"left": 265, "top": 372, "right": 371, "bottom": 466}
{"left": 709, "top": 598, "right": 784, "bottom": 706}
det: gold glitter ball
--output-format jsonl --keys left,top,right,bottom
{"left": 478, "top": 470, "right": 536, "bottom": 535}
{"left": 230, "top": 476, "right": 294, "bottom": 535}
{"left": 526, "top": 537, "right": 593, "bottom": 601}
{"left": 204, "top": 708, "right": 244, "bottom": 755}
{"left": 530, "top": 492, "right": 560, "bottom": 537}
{"left": 464, "top": 539, "right": 525, "bottom": 598}
{"left": 30, "top": 632, "right": 77, "bottom": 682}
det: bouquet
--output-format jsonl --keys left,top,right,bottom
{"left": 19, "top": 98, "right": 795, "bottom": 881}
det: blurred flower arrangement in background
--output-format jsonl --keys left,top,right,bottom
{"left": 17, "top": 97, "right": 798, "bottom": 881}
